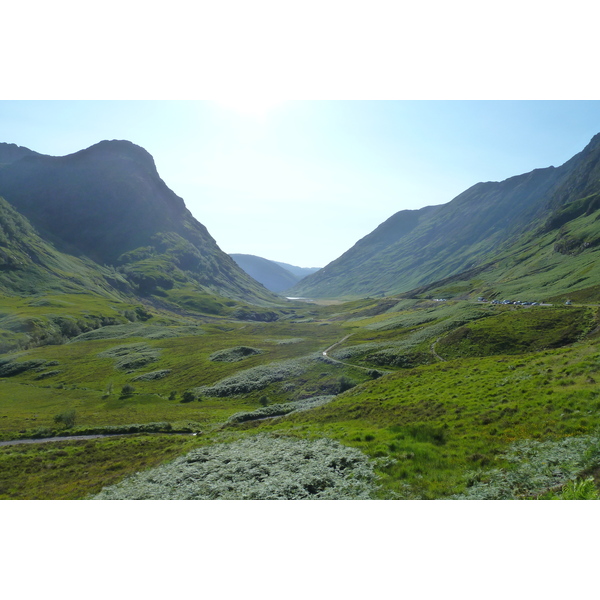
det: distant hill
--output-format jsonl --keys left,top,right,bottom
{"left": 272, "top": 261, "right": 320, "bottom": 279}
{"left": 0, "top": 140, "right": 278, "bottom": 306}
{"left": 290, "top": 133, "right": 600, "bottom": 300}
{"left": 230, "top": 254, "right": 318, "bottom": 293}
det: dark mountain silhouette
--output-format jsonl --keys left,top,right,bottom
{"left": 0, "top": 140, "right": 277, "bottom": 305}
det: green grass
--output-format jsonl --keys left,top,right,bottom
{"left": 0, "top": 434, "right": 198, "bottom": 499}
{"left": 2, "top": 290, "right": 600, "bottom": 500}
{"left": 436, "top": 306, "right": 594, "bottom": 359}
{"left": 251, "top": 341, "right": 600, "bottom": 498}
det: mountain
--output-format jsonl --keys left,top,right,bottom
{"left": 290, "top": 134, "right": 600, "bottom": 299}
{"left": 230, "top": 254, "right": 300, "bottom": 293}
{"left": 272, "top": 261, "right": 320, "bottom": 279}
{"left": 229, "top": 254, "right": 320, "bottom": 293}
{"left": 0, "top": 140, "right": 277, "bottom": 306}
{"left": 0, "top": 196, "right": 128, "bottom": 298}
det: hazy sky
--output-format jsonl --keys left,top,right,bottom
{"left": 2, "top": 100, "right": 600, "bottom": 267}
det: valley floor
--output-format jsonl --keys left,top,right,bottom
{"left": 1, "top": 293, "right": 600, "bottom": 500}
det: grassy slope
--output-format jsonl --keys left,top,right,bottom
{"left": 290, "top": 165, "right": 568, "bottom": 299}
{"left": 412, "top": 194, "right": 600, "bottom": 303}
{"left": 1, "top": 291, "right": 600, "bottom": 499}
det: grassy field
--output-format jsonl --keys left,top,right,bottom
{"left": 1, "top": 290, "right": 600, "bottom": 499}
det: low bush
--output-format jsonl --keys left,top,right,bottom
{"left": 54, "top": 409, "right": 76, "bottom": 429}
{"left": 338, "top": 376, "right": 357, "bottom": 393}
{"left": 131, "top": 369, "right": 171, "bottom": 381}
{"left": 180, "top": 390, "right": 197, "bottom": 403}
{"left": 227, "top": 404, "right": 296, "bottom": 424}
{"left": 453, "top": 432, "right": 600, "bottom": 499}
{"left": 99, "top": 343, "right": 160, "bottom": 371}
{"left": 0, "top": 358, "right": 48, "bottom": 377}
{"left": 209, "top": 346, "right": 262, "bottom": 362}
{"left": 93, "top": 435, "right": 377, "bottom": 500}
{"left": 34, "top": 369, "right": 61, "bottom": 380}
{"left": 193, "top": 355, "right": 317, "bottom": 397}
{"left": 291, "top": 395, "right": 336, "bottom": 412}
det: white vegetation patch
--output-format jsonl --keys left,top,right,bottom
{"left": 208, "top": 346, "right": 262, "bottom": 362}
{"left": 193, "top": 354, "right": 319, "bottom": 397}
{"left": 292, "top": 395, "right": 337, "bottom": 412}
{"left": 71, "top": 324, "right": 205, "bottom": 341}
{"left": 226, "top": 395, "right": 337, "bottom": 424}
{"left": 98, "top": 343, "right": 160, "bottom": 371}
{"left": 93, "top": 435, "right": 378, "bottom": 500}
{"left": 453, "top": 432, "right": 600, "bottom": 499}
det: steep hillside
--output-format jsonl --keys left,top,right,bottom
{"left": 291, "top": 134, "right": 600, "bottom": 299}
{"left": 409, "top": 189, "right": 600, "bottom": 303}
{"left": 0, "top": 196, "right": 128, "bottom": 298}
{"left": 230, "top": 254, "right": 301, "bottom": 293}
{"left": 0, "top": 141, "right": 277, "bottom": 305}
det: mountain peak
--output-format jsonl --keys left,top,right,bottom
{"left": 69, "top": 139, "right": 159, "bottom": 173}
{"left": 0, "top": 142, "right": 40, "bottom": 164}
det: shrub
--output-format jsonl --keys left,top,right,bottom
{"left": 94, "top": 435, "right": 378, "bottom": 500}
{"left": 338, "top": 376, "right": 357, "bottom": 393}
{"left": 193, "top": 355, "right": 317, "bottom": 398}
{"left": 454, "top": 432, "right": 600, "bottom": 499}
{"left": 54, "top": 409, "right": 76, "bottom": 429}
{"left": 34, "top": 370, "right": 61, "bottom": 380}
{"left": 180, "top": 390, "right": 196, "bottom": 403}
{"left": 367, "top": 369, "right": 384, "bottom": 379}
{"left": 131, "top": 369, "right": 171, "bottom": 381}
{"left": 0, "top": 358, "right": 48, "bottom": 377}
{"left": 227, "top": 404, "right": 296, "bottom": 424}
{"left": 99, "top": 343, "right": 160, "bottom": 371}
{"left": 121, "top": 384, "right": 136, "bottom": 396}
{"left": 291, "top": 395, "right": 336, "bottom": 412}
{"left": 209, "top": 346, "right": 262, "bottom": 362}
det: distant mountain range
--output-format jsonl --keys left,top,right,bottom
{"left": 290, "top": 133, "right": 600, "bottom": 301}
{"left": 0, "top": 140, "right": 278, "bottom": 307}
{"left": 229, "top": 254, "right": 319, "bottom": 293}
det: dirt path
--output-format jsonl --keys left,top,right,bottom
{"left": 322, "top": 334, "right": 354, "bottom": 359}
{"left": 0, "top": 434, "right": 131, "bottom": 447}
{"left": 430, "top": 336, "right": 446, "bottom": 362}
{"left": 0, "top": 432, "right": 196, "bottom": 447}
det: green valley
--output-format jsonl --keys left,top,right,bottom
{"left": 3, "top": 136, "right": 600, "bottom": 500}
